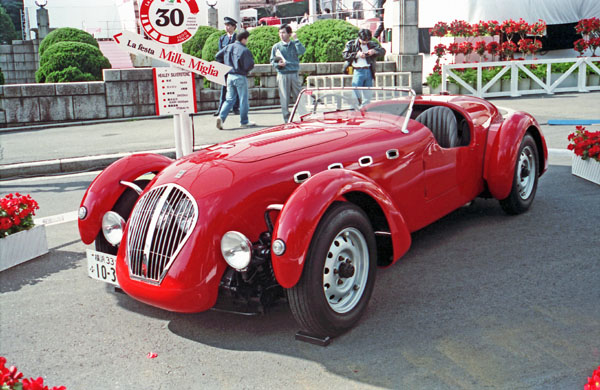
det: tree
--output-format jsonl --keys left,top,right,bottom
{"left": 38, "top": 27, "right": 99, "bottom": 57}
{"left": 0, "top": 0, "right": 22, "bottom": 38}
{"left": 246, "top": 26, "right": 279, "bottom": 64}
{"left": 0, "top": 4, "right": 16, "bottom": 44}
{"left": 36, "top": 41, "right": 111, "bottom": 83}
{"left": 297, "top": 19, "right": 359, "bottom": 63}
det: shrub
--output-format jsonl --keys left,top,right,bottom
{"left": 426, "top": 72, "right": 441, "bottom": 88}
{"left": 297, "top": 19, "right": 359, "bottom": 63}
{"left": 247, "top": 25, "right": 280, "bottom": 64}
{"left": 36, "top": 41, "right": 111, "bottom": 83}
{"left": 46, "top": 66, "right": 98, "bottom": 82}
{"left": 38, "top": 27, "right": 98, "bottom": 57}
{"left": 202, "top": 30, "right": 226, "bottom": 62}
{"left": 0, "top": 4, "right": 16, "bottom": 44}
{"left": 0, "top": 67, "right": 4, "bottom": 85}
{"left": 182, "top": 25, "right": 218, "bottom": 58}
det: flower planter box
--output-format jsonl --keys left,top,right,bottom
{"left": 587, "top": 74, "right": 600, "bottom": 86}
{"left": 0, "top": 225, "right": 49, "bottom": 272}
{"left": 572, "top": 155, "right": 600, "bottom": 185}
{"left": 551, "top": 72, "right": 578, "bottom": 88}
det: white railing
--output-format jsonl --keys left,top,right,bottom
{"left": 441, "top": 57, "right": 600, "bottom": 98}
{"left": 307, "top": 71, "right": 412, "bottom": 89}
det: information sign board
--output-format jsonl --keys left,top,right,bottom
{"left": 153, "top": 67, "right": 197, "bottom": 115}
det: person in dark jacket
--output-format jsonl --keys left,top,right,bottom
{"left": 342, "top": 28, "right": 386, "bottom": 105}
{"left": 215, "top": 30, "right": 255, "bottom": 129}
{"left": 214, "top": 16, "right": 240, "bottom": 116}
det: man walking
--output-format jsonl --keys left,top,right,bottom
{"left": 215, "top": 30, "right": 255, "bottom": 130}
{"left": 214, "top": 16, "right": 240, "bottom": 116}
{"left": 342, "top": 28, "right": 386, "bottom": 105}
{"left": 270, "top": 24, "right": 305, "bottom": 123}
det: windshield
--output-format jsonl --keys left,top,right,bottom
{"left": 290, "top": 87, "right": 416, "bottom": 133}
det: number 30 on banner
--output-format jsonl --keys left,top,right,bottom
{"left": 139, "top": 0, "right": 200, "bottom": 45}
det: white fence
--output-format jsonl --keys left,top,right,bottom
{"left": 307, "top": 71, "right": 412, "bottom": 89}
{"left": 441, "top": 57, "right": 600, "bottom": 98}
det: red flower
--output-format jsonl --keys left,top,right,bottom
{"left": 474, "top": 40, "right": 487, "bottom": 57}
{"left": 584, "top": 366, "right": 600, "bottom": 390}
{"left": 431, "top": 43, "right": 446, "bottom": 58}
{"left": 430, "top": 22, "right": 448, "bottom": 37}
{"left": 568, "top": 126, "right": 600, "bottom": 162}
{"left": 501, "top": 41, "right": 517, "bottom": 59}
{"left": 486, "top": 41, "right": 500, "bottom": 56}
{"left": 459, "top": 41, "right": 473, "bottom": 56}
{"left": 448, "top": 42, "right": 460, "bottom": 55}
{"left": 574, "top": 38, "right": 589, "bottom": 56}
{"left": 449, "top": 20, "right": 472, "bottom": 37}
{"left": 528, "top": 19, "right": 547, "bottom": 36}
{"left": 0, "top": 193, "right": 40, "bottom": 238}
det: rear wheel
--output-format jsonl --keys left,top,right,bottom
{"left": 499, "top": 134, "right": 539, "bottom": 215}
{"left": 95, "top": 180, "right": 149, "bottom": 254}
{"left": 288, "top": 202, "right": 377, "bottom": 338}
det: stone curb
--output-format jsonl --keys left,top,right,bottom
{"left": 0, "top": 148, "right": 572, "bottom": 181}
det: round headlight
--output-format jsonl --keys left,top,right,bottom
{"left": 78, "top": 206, "right": 87, "bottom": 220}
{"left": 102, "top": 211, "right": 125, "bottom": 246}
{"left": 221, "top": 231, "right": 252, "bottom": 270}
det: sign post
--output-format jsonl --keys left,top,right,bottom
{"left": 117, "top": 0, "right": 231, "bottom": 158}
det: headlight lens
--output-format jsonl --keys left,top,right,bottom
{"left": 102, "top": 211, "right": 125, "bottom": 246}
{"left": 221, "top": 231, "right": 252, "bottom": 270}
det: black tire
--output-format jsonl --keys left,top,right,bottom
{"left": 95, "top": 180, "right": 149, "bottom": 254}
{"left": 288, "top": 202, "right": 377, "bottom": 338}
{"left": 499, "top": 134, "right": 539, "bottom": 215}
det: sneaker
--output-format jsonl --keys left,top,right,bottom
{"left": 240, "top": 121, "right": 256, "bottom": 128}
{"left": 216, "top": 117, "right": 223, "bottom": 130}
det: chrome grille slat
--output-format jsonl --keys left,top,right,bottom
{"left": 130, "top": 186, "right": 164, "bottom": 276}
{"left": 126, "top": 184, "right": 198, "bottom": 284}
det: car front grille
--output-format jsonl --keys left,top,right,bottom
{"left": 126, "top": 184, "right": 198, "bottom": 284}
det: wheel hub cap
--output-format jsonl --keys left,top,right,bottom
{"left": 322, "top": 227, "right": 369, "bottom": 314}
{"left": 517, "top": 145, "right": 536, "bottom": 199}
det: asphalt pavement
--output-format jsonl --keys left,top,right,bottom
{"left": 1, "top": 92, "right": 599, "bottom": 180}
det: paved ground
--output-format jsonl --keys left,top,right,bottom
{"left": 1, "top": 91, "right": 599, "bottom": 179}
{"left": 0, "top": 166, "right": 598, "bottom": 389}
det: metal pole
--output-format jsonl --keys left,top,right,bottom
{"left": 309, "top": 0, "right": 317, "bottom": 23}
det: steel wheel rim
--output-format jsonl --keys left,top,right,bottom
{"left": 517, "top": 145, "right": 536, "bottom": 199}
{"left": 322, "top": 227, "right": 369, "bottom": 314}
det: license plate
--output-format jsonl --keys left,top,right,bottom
{"left": 86, "top": 249, "right": 119, "bottom": 286}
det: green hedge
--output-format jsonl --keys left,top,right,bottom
{"left": 38, "top": 27, "right": 99, "bottom": 57}
{"left": 0, "top": 4, "right": 16, "bottom": 44}
{"left": 297, "top": 19, "right": 359, "bottom": 63}
{"left": 36, "top": 41, "right": 111, "bottom": 83}
{"left": 247, "top": 26, "right": 280, "bottom": 64}
{"left": 201, "top": 30, "right": 226, "bottom": 62}
{"left": 0, "top": 66, "right": 5, "bottom": 85}
{"left": 182, "top": 26, "right": 218, "bottom": 58}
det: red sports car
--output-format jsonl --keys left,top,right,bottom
{"left": 78, "top": 87, "right": 547, "bottom": 342}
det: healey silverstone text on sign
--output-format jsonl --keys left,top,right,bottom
{"left": 113, "top": 30, "right": 231, "bottom": 85}
{"left": 153, "top": 67, "right": 197, "bottom": 115}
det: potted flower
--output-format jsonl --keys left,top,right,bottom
{"left": 568, "top": 126, "right": 600, "bottom": 185}
{"left": 482, "top": 66, "right": 502, "bottom": 92}
{"left": 584, "top": 365, "right": 600, "bottom": 390}
{"left": 0, "top": 193, "right": 48, "bottom": 271}
{"left": 550, "top": 61, "right": 578, "bottom": 88}
{"left": 425, "top": 72, "right": 442, "bottom": 94}
{"left": 587, "top": 61, "right": 600, "bottom": 86}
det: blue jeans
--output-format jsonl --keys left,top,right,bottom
{"left": 219, "top": 74, "right": 249, "bottom": 125}
{"left": 352, "top": 68, "right": 373, "bottom": 105}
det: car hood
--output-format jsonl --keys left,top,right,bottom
{"left": 207, "top": 121, "right": 350, "bottom": 163}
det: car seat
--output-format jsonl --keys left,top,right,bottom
{"left": 414, "top": 106, "right": 459, "bottom": 148}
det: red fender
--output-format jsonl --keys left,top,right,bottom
{"left": 272, "top": 169, "right": 412, "bottom": 289}
{"left": 78, "top": 153, "right": 173, "bottom": 244}
{"left": 483, "top": 112, "right": 547, "bottom": 200}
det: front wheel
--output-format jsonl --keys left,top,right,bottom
{"left": 499, "top": 134, "right": 539, "bottom": 215}
{"left": 287, "top": 202, "right": 377, "bottom": 338}
{"left": 95, "top": 180, "right": 150, "bottom": 254}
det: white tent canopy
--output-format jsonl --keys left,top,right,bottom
{"left": 419, "top": 0, "right": 600, "bottom": 27}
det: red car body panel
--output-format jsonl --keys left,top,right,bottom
{"left": 272, "top": 169, "right": 412, "bottom": 288}
{"left": 483, "top": 111, "right": 548, "bottom": 200}
{"left": 79, "top": 93, "right": 547, "bottom": 313}
{"left": 78, "top": 153, "right": 172, "bottom": 244}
